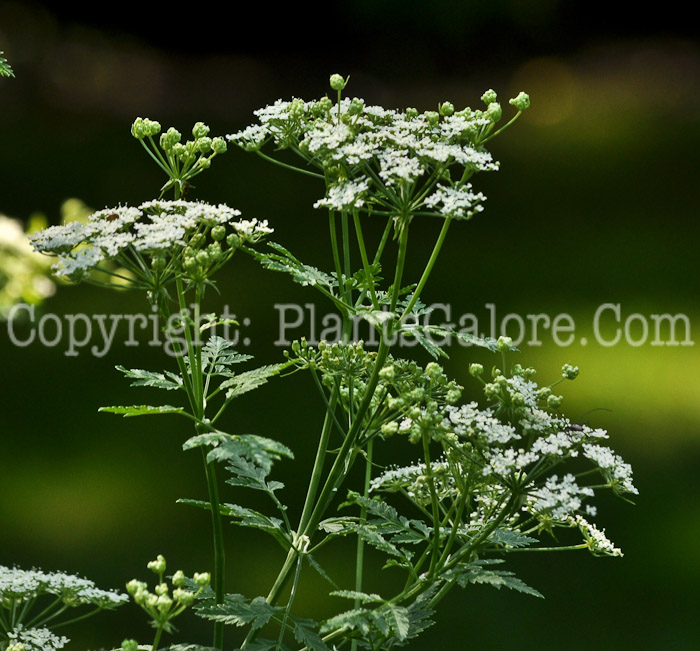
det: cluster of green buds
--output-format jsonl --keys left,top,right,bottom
{"left": 131, "top": 118, "right": 227, "bottom": 198}
{"left": 121, "top": 555, "right": 210, "bottom": 650}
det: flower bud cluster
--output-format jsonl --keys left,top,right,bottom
{"left": 131, "top": 118, "right": 227, "bottom": 198}
{"left": 125, "top": 555, "right": 210, "bottom": 636}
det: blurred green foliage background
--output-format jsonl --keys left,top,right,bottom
{"left": 1, "top": 1, "right": 699, "bottom": 648}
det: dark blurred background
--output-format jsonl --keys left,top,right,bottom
{"left": 1, "top": 1, "right": 699, "bottom": 649}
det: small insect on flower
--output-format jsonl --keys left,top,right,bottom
{"left": 105, "top": 213, "right": 120, "bottom": 222}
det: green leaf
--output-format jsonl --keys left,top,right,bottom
{"left": 220, "top": 364, "right": 284, "bottom": 400}
{"left": 452, "top": 561, "right": 544, "bottom": 598}
{"left": 256, "top": 242, "right": 337, "bottom": 289}
{"left": 195, "top": 593, "right": 283, "bottom": 630}
{"left": 293, "top": 617, "right": 332, "bottom": 651}
{"left": 183, "top": 432, "right": 293, "bottom": 473}
{"left": 488, "top": 528, "right": 539, "bottom": 549}
{"left": 0, "top": 51, "right": 14, "bottom": 78}
{"left": 382, "top": 603, "right": 410, "bottom": 642}
{"left": 115, "top": 365, "right": 184, "bottom": 391}
{"left": 330, "top": 590, "right": 384, "bottom": 604}
{"left": 243, "top": 640, "right": 285, "bottom": 651}
{"left": 201, "top": 335, "right": 253, "bottom": 373}
{"left": 99, "top": 404, "right": 187, "bottom": 417}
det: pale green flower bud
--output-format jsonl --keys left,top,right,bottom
{"left": 439, "top": 101, "right": 455, "bottom": 116}
{"left": 126, "top": 579, "right": 147, "bottom": 595}
{"left": 190, "top": 233, "right": 206, "bottom": 249}
{"left": 174, "top": 588, "right": 196, "bottom": 606}
{"left": 155, "top": 582, "right": 169, "bottom": 596}
{"left": 379, "top": 364, "right": 395, "bottom": 382}
{"left": 192, "top": 122, "right": 210, "bottom": 138}
{"left": 486, "top": 102, "right": 502, "bottom": 123}
{"left": 212, "top": 137, "right": 227, "bottom": 154}
{"left": 226, "top": 233, "right": 241, "bottom": 249}
{"left": 147, "top": 554, "right": 166, "bottom": 575}
{"left": 151, "top": 256, "right": 166, "bottom": 272}
{"left": 348, "top": 97, "right": 364, "bottom": 115}
{"left": 172, "top": 570, "right": 186, "bottom": 587}
{"left": 547, "top": 394, "right": 563, "bottom": 409}
{"left": 160, "top": 128, "right": 181, "bottom": 150}
{"left": 405, "top": 107, "right": 419, "bottom": 119}
{"left": 208, "top": 241, "right": 223, "bottom": 262}
{"left": 469, "top": 363, "right": 484, "bottom": 377}
{"left": 131, "top": 117, "right": 146, "bottom": 139}
{"left": 211, "top": 225, "right": 226, "bottom": 241}
{"left": 509, "top": 91, "right": 530, "bottom": 111}
{"left": 330, "top": 73, "right": 347, "bottom": 91}
{"left": 289, "top": 98, "right": 306, "bottom": 118}
{"left": 424, "top": 111, "right": 440, "bottom": 126}
{"left": 425, "top": 362, "right": 442, "bottom": 380}
{"left": 481, "top": 89, "right": 498, "bottom": 105}
{"left": 381, "top": 421, "right": 398, "bottom": 437}
{"left": 496, "top": 336, "right": 512, "bottom": 352}
{"left": 562, "top": 363, "right": 579, "bottom": 380}
{"left": 193, "top": 572, "right": 211, "bottom": 587}
{"left": 121, "top": 640, "right": 139, "bottom": 651}
{"left": 196, "top": 250, "right": 210, "bottom": 266}
{"left": 197, "top": 136, "right": 213, "bottom": 153}
{"left": 156, "top": 594, "right": 173, "bottom": 613}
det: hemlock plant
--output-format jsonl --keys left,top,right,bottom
{"left": 5, "top": 75, "right": 637, "bottom": 651}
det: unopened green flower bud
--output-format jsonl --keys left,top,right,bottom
{"left": 192, "top": 122, "right": 210, "bottom": 139}
{"left": 126, "top": 578, "right": 148, "bottom": 595}
{"left": 172, "top": 570, "right": 186, "bottom": 587}
{"left": 155, "top": 582, "right": 169, "bottom": 596}
{"left": 157, "top": 594, "right": 173, "bottom": 613}
{"left": 424, "top": 111, "right": 440, "bottom": 126}
{"left": 174, "top": 588, "right": 196, "bottom": 606}
{"left": 211, "top": 225, "right": 226, "bottom": 241}
{"left": 481, "top": 89, "right": 498, "bottom": 105}
{"left": 212, "top": 137, "right": 227, "bottom": 154}
{"left": 193, "top": 572, "right": 211, "bottom": 587}
{"left": 121, "top": 640, "right": 139, "bottom": 651}
{"left": 446, "top": 387, "right": 461, "bottom": 403}
{"left": 381, "top": 421, "right": 398, "bottom": 437}
{"left": 509, "top": 91, "right": 530, "bottom": 111}
{"left": 469, "top": 363, "right": 484, "bottom": 377}
{"left": 330, "top": 73, "right": 347, "bottom": 91}
{"left": 486, "top": 102, "right": 502, "bottom": 123}
{"left": 547, "top": 394, "right": 563, "bottom": 409}
{"left": 208, "top": 241, "right": 223, "bottom": 262}
{"left": 348, "top": 97, "right": 364, "bottom": 115}
{"left": 197, "top": 136, "right": 213, "bottom": 153}
{"left": 226, "top": 233, "right": 241, "bottom": 249}
{"left": 148, "top": 554, "right": 166, "bottom": 575}
{"left": 196, "top": 250, "right": 210, "bottom": 266}
{"left": 425, "top": 362, "right": 442, "bottom": 380}
{"left": 379, "top": 364, "right": 395, "bottom": 382}
{"left": 562, "top": 363, "right": 579, "bottom": 380}
{"left": 160, "top": 127, "right": 181, "bottom": 150}
{"left": 496, "top": 336, "right": 513, "bottom": 352}
{"left": 439, "top": 101, "right": 455, "bottom": 116}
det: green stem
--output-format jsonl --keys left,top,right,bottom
{"left": 421, "top": 432, "right": 441, "bottom": 578}
{"left": 400, "top": 217, "right": 452, "bottom": 322}
{"left": 352, "top": 438, "right": 374, "bottom": 651}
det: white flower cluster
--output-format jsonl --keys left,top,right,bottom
{"left": 228, "top": 93, "right": 503, "bottom": 219}
{"left": 526, "top": 474, "right": 595, "bottom": 521}
{"left": 6, "top": 625, "right": 69, "bottom": 651}
{"left": 0, "top": 564, "right": 128, "bottom": 607}
{"left": 29, "top": 201, "right": 271, "bottom": 280}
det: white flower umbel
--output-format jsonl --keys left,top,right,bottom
{"left": 423, "top": 184, "right": 486, "bottom": 220}
{"left": 583, "top": 443, "right": 638, "bottom": 496}
{"left": 6, "top": 626, "right": 69, "bottom": 651}
{"left": 29, "top": 200, "right": 271, "bottom": 286}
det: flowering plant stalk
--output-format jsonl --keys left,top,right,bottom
{"left": 23, "top": 75, "right": 637, "bottom": 651}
